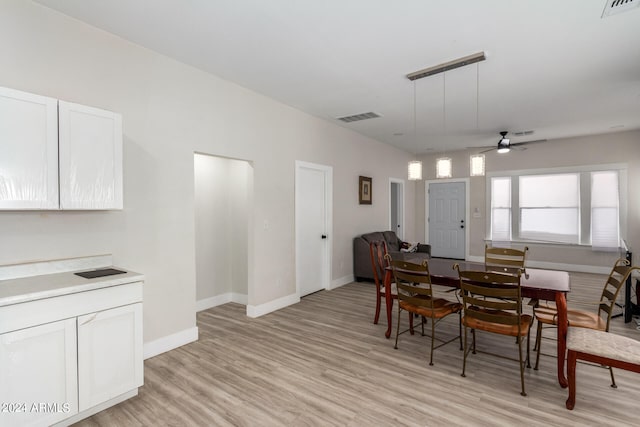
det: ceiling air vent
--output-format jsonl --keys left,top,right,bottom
{"left": 602, "top": 0, "right": 640, "bottom": 17}
{"left": 336, "top": 112, "right": 381, "bottom": 123}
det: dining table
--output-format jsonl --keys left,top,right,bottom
{"left": 383, "top": 257, "right": 571, "bottom": 387}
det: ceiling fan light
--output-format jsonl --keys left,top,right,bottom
{"left": 497, "top": 147, "right": 510, "bottom": 154}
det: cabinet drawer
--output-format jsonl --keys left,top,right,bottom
{"left": 0, "top": 282, "right": 143, "bottom": 334}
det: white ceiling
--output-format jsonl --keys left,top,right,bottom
{"left": 34, "top": 0, "right": 640, "bottom": 154}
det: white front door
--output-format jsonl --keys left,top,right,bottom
{"left": 429, "top": 181, "right": 466, "bottom": 259}
{"left": 295, "top": 161, "right": 332, "bottom": 297}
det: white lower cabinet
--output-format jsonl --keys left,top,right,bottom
{"left": 0, "top": 280, "right": 143, "bottom": 427}
{"left": 77, "top": 303, "right": 143, "bottom": 411}
{"left": 0, "top": 319, "right": 79, "bottom": 427}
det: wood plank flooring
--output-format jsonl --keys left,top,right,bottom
{"left": 76, "top": 272, "right": 640, "bottom": 426}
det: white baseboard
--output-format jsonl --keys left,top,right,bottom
{"left": 143, "top": 326, "right": 199, "bottom": 360}
{"left": 196, "top": 293, "right": 231, "bottom": 312}
{"left": 331, "top": 274, "right": 354, "bottom": 289}
{"left": 232, "top": 292, "right": 248, "bottom": 305}
{"left": 246, "top": 292, "right": 299, "bottom": 318}
{"left": 196, "top": 293, "right": 248, "bottom": 312}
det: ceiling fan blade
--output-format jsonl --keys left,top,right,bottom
{"left": 509, "top": 139, "right": 547, "bottom": 147}
{"left": 479, "top": 147, "right": 496, "bottom": 153}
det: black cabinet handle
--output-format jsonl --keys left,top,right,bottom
{"left": 321, "top": 235, "right": 327, "bottom": 239}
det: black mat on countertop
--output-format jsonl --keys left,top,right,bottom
{"left": 74, "top": 268, "right": 127, "bottom": 279}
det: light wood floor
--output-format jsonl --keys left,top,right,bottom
{"left": 76, "top": 272, "right": 640, "bottom": 426}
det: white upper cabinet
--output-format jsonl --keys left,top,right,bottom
{"left": 59, "top": 101, "right": 123, "bottom": 209}
{"left": 0, "top": 87, "right": 59, "bottom": 209}
{"left": 0, "top": 86, "right": 123, "bottom": 210}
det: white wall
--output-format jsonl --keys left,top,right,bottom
{"left": 0, "top": 0, "right": 415, "bottom": 350}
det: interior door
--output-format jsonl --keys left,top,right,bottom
{"left": 390, "top": 180, "right": 404, "bottom": 240}
{"left": 429, "top": 181, "right": 466, "bottom": 259}
{"left": 296, "top": 162, "right": 331, "bottom": 297}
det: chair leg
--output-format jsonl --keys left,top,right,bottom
{"left": 394, "top": 307, "right": 402, "bottom": 350}
{"left": 461, "top": 326, "right": 468, "bottom": 378}
{"left": 374, "top": 291, "right": 381, "bottom": 324}
{"left": 526, "top": 328, "right": 531, "bottom": 369}
{"left": 472, "top": 329, "right": 477, "bottom": 354}
{"left": 429, "top": 316, "right": 435, "bottom": 366}
{"left": 609, "top": 367, "right": 617, "bottom": 389}
{"left": 409, "top": 311, "right": 415, "bottom": 335}
{"left": 421, "top": 316, "right": 425, "bottom": 336}
{"left": 566, "top": 350, "right": 577, "bottom": 410}
{"left": 534, "top": 321, "right": 543, "bottom": 370}
{"left": 458, "top": 311, "right": 463, "bottom": 350}
{"left": 518, "top": 336, "right": 527, "bottom": 397}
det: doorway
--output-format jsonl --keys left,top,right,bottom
{"left": 295, "top": 161, "right": 332, "bottom": 297}
{"left": 194, "top": 153, "right": 252, "bottom": 311}
{"left": 389, "top": 179, "right": 405, "bottom": 240}
{"left": 426, "top": 180, "right": 468, "bottom": 259}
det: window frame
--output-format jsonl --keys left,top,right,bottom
{"left": 486, "top": 164, "right": 627, "bottom": 248}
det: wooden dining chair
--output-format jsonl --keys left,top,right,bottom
{"left": 389, "top": 257, "right": 462, "bottom": 366}
{"left": 369, "top": 240, "right": 394, "bottom": 325}
{"left": 455, "top": 265, "right": 532, "bottom": 396}
{"left": 534, "top": 258, "right": 639, "bottom": 387}
{"left": 485, "top": 244, "right": 529, "bottom": 272}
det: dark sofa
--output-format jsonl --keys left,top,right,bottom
{"left": 353, "top": 231, "right": 431, "bottom": 282}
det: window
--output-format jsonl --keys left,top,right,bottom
{"left": 490, "top": 177, "right": 511, "bottom": 241}
{"left": 489, "top": 167, "right": 623, "bottom": 247}
{"left": 591, "top": 171, "right": 619, "bottom": 248}
{"left": 519, "top": 174, "right": 579, "bottom": 244}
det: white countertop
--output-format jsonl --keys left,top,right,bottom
{"left": 0, "top": 255, "right": 144, "bottom": 307}
{"left": 0, "top": 268, "right": 144, "bottom": 307}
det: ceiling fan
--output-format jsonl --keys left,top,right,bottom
{"left": 480, "top": 131, "right": 547, "bottom": 154}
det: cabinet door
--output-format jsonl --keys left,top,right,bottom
{"left": 0, "top": 86, "right": 59, "bottom": 209}
{"left": 0, "top": 318, "right": 78, "bottom": 426}
{"left": 77, "top": 303, "right": 143, "bottom": 411}
{"left": 58, "top": 101, "right": 123, "bottom": 210}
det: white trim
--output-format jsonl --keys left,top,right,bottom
{"left": 246, "top": 292, "right": 300, "bottom": 318}
{"left": 389, "top": 178, "right": 405, "bottom": 240}
{"left": 196, "top": 292, "right": 248, "bottom": 312}
{"left": 486, "top": 162, "right": 628, "bottom": 178}
{"left": 196, "top": 293, "right": 232, "bottom": 312}
{"left": 232, "top": 293, "right": 248, "bottom": 305}
{"left": 331, "top": 274, "right": 354, "bottom": 289}
{"left": 424, "top": 178, "right": 471, "bottom": 260}
{"left": 143, "top": 326, "right": 199, "bottom": 360}
{"left": 294, "top": 160, "right": 333, "bottom": 297}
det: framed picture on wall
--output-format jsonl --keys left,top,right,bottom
{"left": 359, "top": 176, "right": 372, "bottom": 205}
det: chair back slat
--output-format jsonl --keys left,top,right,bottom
{"left": 389, "top": 258, "right": 435, "bottom": 309}
{"left": 465, "top": 308, "right": 521, "bottom": 325}
{"left": 485, "top": 244, "right": 528, "bottom": 270}
{"left": 369, "top": 240, "right": 389, "bottom": 287}
{"left": 597, "top": 258, "right": 640, "bottom": 331}
{"left": 455, "top": 264, "right": 524, "bottom": 326}
{"left": 465, "top": 294, "right": 518, "bottom": 311}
